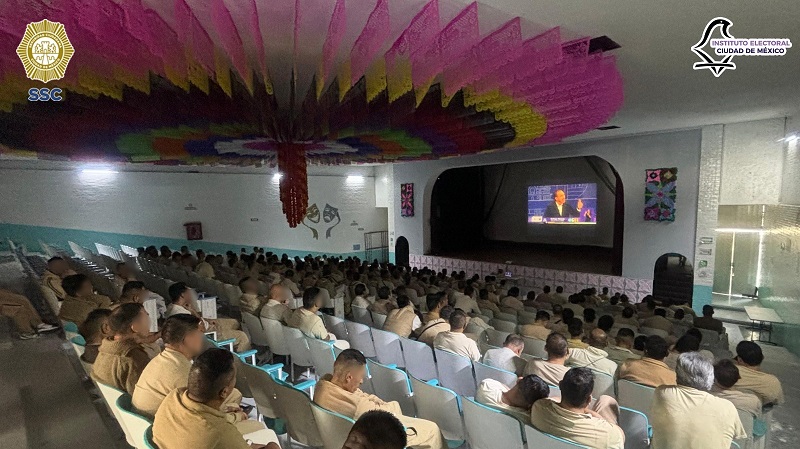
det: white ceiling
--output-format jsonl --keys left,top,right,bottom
{"left": 488, "top": 0, "right": 800, "bottom": 141}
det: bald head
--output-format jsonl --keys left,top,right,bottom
{"left": 587, "top": 328, "right": 608, "bottom": 349}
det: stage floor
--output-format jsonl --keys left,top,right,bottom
{"left": 430, "top": 241, "right": 615, "bottom": 275}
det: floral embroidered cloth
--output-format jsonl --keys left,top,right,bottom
{"left": 645, "top": 168, "right": 677, "bottom": 221}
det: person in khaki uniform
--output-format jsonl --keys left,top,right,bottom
{"left": 286, "top": 287, "right": 349, "bottom": 350}
{"left": 712, "top": 359, "right": 763, "bottom": 418}
{"left": 525, "top": 332, "right": 572, "bottom": 386}
{"left": 433, "top": 309, "right": 481, "bottom": 361}
{"left": 383, "top": 296, "right": 421, "bottom": 338}
{"left": 519, "top": 310, "right": 552, "bottom": 341}
{"left": 415, "top": 305, "right": 452, "bottom": 348}
{"left": 531, "top": 367, "right": 625, "bottom": 449}
{"left": 0, "top": 289, "right": 58, "bottom": 338}
{"left": 650, "top": 353, "right": 745, "bottom": 449}
{"left": 41, "top": 256, "right": 74, "bottom": 301}
{"left": 421, "top": 293, "right": 446, "bottom": 324}
{"left": 238, "top": 276, "right": 267, "bottom": 316}
{"left": 604, "top": 328, "right": 641, "bottom": 365}
{"left": 259, "top": 284, "right": 292, "bottom": 324}
{"left": 567, "top": 329, "right": 618, "bottom": 377}
{"left": 91, "top": 303, "right": 153, "bottom": 395}
{"left": 475, "top": 374, "right": 551, "bottom": 424}
{"left": 476, "top": 288, "right": 501, "bottom": 315}
{"left": 618, "top": 335, "right": 676, "bottom": 388}
{"left": 153, "top": 349, "right": 275, "bottom": 449}
{"left": 59, "top": 274, "right": 113, "bottom": 325}
{"left": 732, "top": 341, "right": 784, "bottom": 406}
{"left": 314, "top": 350, "right": 446, "bottom": 449}
{"left": 640, "top": 308, "right": 673, "bottom": 334}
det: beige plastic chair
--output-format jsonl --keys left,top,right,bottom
{"left": 311, "top": 403, "right": 355, "bottom": 449}
{"left": 117, "top": 394, "right": 153, "bottom": 449}
{"left": 96, "top": 382, "right": 134, "bottom": 446}
{"left": 273, "top": 382, "right": 324, "bottom": 447}
{"left": 242, "top": 312, "right": 270, "bottom": 347}
{"left": 521, "top": 336, "right": 547, "bottom": 358}
{"left": 616, "top": 379, "right": 655, "bottom": 420}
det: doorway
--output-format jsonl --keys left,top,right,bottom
{"left": 653, "top": 253, "right": 694, "bottom": 305}
{"left": 713, "top": 229, "right": 762, "bottom": 298}
{"left": 395, "top": 236, "right": 409, "bottom": 268}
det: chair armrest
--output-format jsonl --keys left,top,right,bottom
{"left": 293, "top": 379, "right": 318, "bottom": 392}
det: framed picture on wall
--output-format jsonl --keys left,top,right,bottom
{"left": 401, "top": 183, "right": 414, "bottom": 217}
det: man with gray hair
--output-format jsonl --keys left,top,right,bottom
{"left": 650, "top": 352, "right": 746, "bottom": 449}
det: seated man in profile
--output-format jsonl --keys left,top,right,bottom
{"left": 286, "top": 287, "right": 349, "bottom": 350}
{"left": 519, "top": 310, "right": 552, "bottom": 341}
{"left": 59, "top": 274, "right": 113, "bottom": 325}
{"left": 153, "top": 348, "right": 276, "bottom": 449}
{"left": 433, "top": 309, "right": 481, "bottom": 361}
{"left": 314, "top": 349, "right": 446, "bottom": 449}
{"left": 524, "top": 332, "right": 571, "bottom": 386}
{"left": 41, "top": 256, "right": 74, "bottom": 301}
{"left": 618, "top": 335, "right": 676, "bottom": 387}
{"left": 500, "top": 287, "right": 525, "bottom": 312}
{"left": 476, "top": 288, "right": 501, "bottom": 315}
{"left": 531, "top": 367, "right": 624, "bottom": 449}
{"left": 91, "top": 303, "right": 153, "bottom": 394}
{"left": 732, "top": 341, "right": 784, "bottom": 406}
{"left": 78, "top": 308, "right": 112, "bottom": 364}
{"left": 259, "top": 284, "right": 293, "bottom": 324}
{"left": 167, "top": 282, "right": 251, "bottom": 352}
{"left": 369, "top": 286, "right": 397, "bottom": 315}
{"left": 238, "top": 277, "right": 268, "bottom": 316}
{"left": 343, "top": 410, "right": 407, "bottom": 449}
{"left": 476, "top": 374, "right": 550, "bottom": 424}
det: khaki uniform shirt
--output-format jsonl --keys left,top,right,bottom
{"left": 531, "top": 398, "right": 624, "bottom": 449}
{"left": 733, "top": 364, "right": 784, "bottom": 405}
{"left": 453, "top": 294, "right": 481, "bottom": 314}
{"left": 519, "top": 323, "right": 551, "bottom": 341}
{"left": 153, "top": 389, "right": 250, "bottom": 449}
{"left": 91, "top": 338, "right": 151, "bottom": 395}
{"left": 195, "top": 262, "right": 215, "bottom": 279}
{"left": 711, "top": 385, "right": 763, "bottom": 418}
{"left": 434, "top": 331, "right": 481, "bottom": 361}
{"left": 568, "top": 347, "right": 618, "bottom": 377}
{"left": 640, "top": 315, "right": 673, "bottom": 334}
{"left": 286, "top": 308, "right": 329, "bottom": 340}
{"left": 524, "top": 359, "right": 570, "bottom": 386}
{"left": 501, "top": 296, "right": 525, "bottom": 311}
{"left": 133, "top": 347, "right": 193, "bottom": 417}
{"left": 41, "top": 270, "right": 66, "bottom": 300}
{"left": 619, "top": 358, "right": 676, "bottom": 388}
{"left": 239, "top": 293, "right": 265, "bottom": 316}
{"left": 259, "top": 299, "right": 292, "bottom": 324}
{"left": 59, "top": 294, "right": 113, "bottom": 325}
{"left": 383, "top": 305, "right": 420, "bottom": 338}
{"left": 604, "top": 345, "right": 641, "bottom": 365}
{"left": 650, "top": 385, "right": 746, "bottom": 449}
{"left": 475, "top": 379, "right": 531, "bottom": 423}
{"left": 415, "top": 319, "right": 450, "bottom": 347}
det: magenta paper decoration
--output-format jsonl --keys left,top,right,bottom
{"left": 401, "top": 183, "right": 415, "bottom": 217}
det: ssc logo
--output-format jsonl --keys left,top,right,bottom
{"left": 16, "top": 19, "right": 75, "bottom": 83}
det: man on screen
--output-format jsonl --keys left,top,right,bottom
{"left": 544, "top": 189, "right": 583, "bottom": 218}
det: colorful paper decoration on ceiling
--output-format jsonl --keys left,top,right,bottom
{"left": 645, "top": 168, "right": 677, "bottom": 222}
{"left": 0, "top": 0, "right": 624, "bottom": 227}
{"left": 401, "top": 183, "right": 415, "bottom": 217}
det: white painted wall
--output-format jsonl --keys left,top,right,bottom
{"left": 0, "top": 167, "right": 388, "bottom": 255}
{"left": 391, "top": 129, "right": 703, "bottom": 280}
{"left": 720, "top": 118, "right": 786, "bottom": 205}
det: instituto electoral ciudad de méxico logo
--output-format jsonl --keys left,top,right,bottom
{"left": 692, "top": 17, "right": 792, "bottom": 77}
{"left": 16, "top": 19, "right": 74, "bottom": 83}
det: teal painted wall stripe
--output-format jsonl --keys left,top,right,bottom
{"left": 692, "top": 284, "right": 713, "bottom": 315}
{"left": 0, "top": 223, "right": 363, "bottom": 260}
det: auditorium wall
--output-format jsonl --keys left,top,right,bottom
{"left": 390, "top": 129, "right": 703, "bottom": 280}
{"left": 0, "top": 166, "right": 388, "bottom": 258}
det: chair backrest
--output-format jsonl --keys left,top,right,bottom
{"left": 517, "top": 310, "right": 538, "bottom": 325}
{"left": 96, "top": 382, "right": 133, "bottom": 445}
{"left": 473, "top": 360, "right": 518, "bottom": 388}
{"left": 486, "top": 328, "right": 511, "bottom": 347}
{"left": 521, "top": 336, "right": 548, "bottom": 358}
{"left": 311, "top": 403, "right": 355, "bottom": 449}
{"left": 273, "top": 383, "right": 324, "bottom": 447}
{"left": 639, "top": 327, "right": 669, "bottom": 339}
{"left": 592, "top": 370, "right": 615, "bottom": 399}
{"left": 306, "top": 337, "right": 337, "bottom": 378}
{"left": 490, "top": 319, "right": 518, "bottom": 333}
{"left": 463, "top": 397, "right": 525, "bottom": 449}
{"left": 409, "top": 376, "right": 466, "bottom": 442}
{"left": 282, "top": 326, "right": 314, "bottom": 367}
{"left": 351, "top": 306, "right": 373, "bottom": 326}
{"left": 734, "top": 409, "right": 754, "bottom": 449}
{"left": 698, "top": 327, "right": 724, "bottom": 349}
{"left": 371, "top": 312, "right": 387, "bottom": 329}
{"left": 322, "top": 313, "right": 349, "bottom": 340}
{"left": 344, "top": 320, "right": 377, "bottom": 358}
{"left": 240, "top": 363, "right": 280, "bottom": 419}
{"left": 618, "top": 406, "right": 651, "bottom": 449}
{"left": 117, "top": 394, "right": 154, "bottom": 449}
{"left": 494, "top": 311, "right": 518, "bottom": 322}
{"left": 261, "top": 318, "right": 291, "bottom": 356}
{"left": 370, "top": 328, "right": 405, "bottom": 367}
{"left": 524, "top": 425, "right": 590, "bottom": 448}
{"left": 145, "top": 426, "right": 157, "bottom": 449}
{"left": 399, "top": 337, "right": 438, "bottom": 381}
{"left": 366, "top": 359, "right": 416, "bottom": 416}
{"left": 434, "top": 348, "right": 477, "bottom": 398}
{"left": 616, "top": 380, "right": 656, "bottom": 420}
{"left": 242, "top": 312, "right": 270, "bottom": 347}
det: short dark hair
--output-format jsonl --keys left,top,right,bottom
{"left": 655, "top": 308, "right": 667, "bottom": 317}
{"left": 162, "top": 314, "right": 202, "bottom": 345}
{"left": 556, "top": 286, "right": 564, "bottom": 293}
{"left": 714, "top": 359, "right": 741, "bottom": 389}
{"left": 121, "top": 281, "right": 146, "bottom": 297}
{"left": 47, "top": 256, "right": 64, "bottom": 264}
{"left": 377, "top": 286, "right": 390, "bottom": 299}
{"left": 583, "top": 308, "right": 596, "bottom": 323}
{"left": 449, "top": 309, "right": 467, "bottom": 330}
{"left": 597, "top": 315, "right": 614, "bottom": 331}
{"left": 169, "top": 282, "right": 190, "bottom": 302}
{"left": 440, "top": 305, "right": 455, "bottom": 320}
{"left": 736, "top": 341, "right": 764, "bottom": 366}
{"left": 560, "top": 367, "right": 594, "bottom": 407}
{"left": 396, "top": 295, "right": 410, "bottom": 308}
{"left": 633, "top": 335, "right": 648, "bottom": 351}
{"left": 504, "top": 334, "right": 525, "bottom": 348}
{"left": 108, "top": 303, "right": 145, "bottom": 335}
{"left": 355, "top": 283, "right": 367, "bottom": 296}
{"left": 508, "top": 287, "right": 520, "bottom": 297}
{"left": 285, "top": 269, "right": 295, "bottom": 278}
{"left": 616, "top": 327, "right": 635, "bottom": 339}
{"left": 303, "top": 287, "right": 321, "bottom": 309}
{"left": 426, "top": 293, "right": 443, "bottom": 311}
{"left": 545, "top": 332, "right": 568, "bottom": 358}
{"left": 238, "top": 276, "right": 251, "bottom": 290}
{"left": 62, "top": 274, "right": 89, "bottom": 297}
{"left": 188, "top": 348, "right": 235, "bottom": 402}
{"left": 335, "top": 348, "right": 367, "bottom": 369}
{"left": 567, "top": 318, "right": 583, "bottom": 338}
{"left": 543, "top": 286, "right": 551, "bottom": 293}
{"left": 622, "top": 307, "right": 635, "bottom": 318}
{"left": 479, "top": 288, "right": 489, "bottom": 300}
{"left": 562, "top": 308, "right": 575, "bottom": 321}
{"left": 536, "top": 310, "right": 551, "bottom": 321}
{"left": 674, "top": 309, "right": 685, "bottom": 320}
{"left": 674, "top": 335, "right": 700, "bottom": 353}
{"left": 702, "top": 305, "right": 715, "bottom": 316}
{"left": 517, "top": 374, "right": 550, "bottom": 407}
{"left": 349, "top": 410, "right": 407, "bottom": 449}
{"left": 79, "top": 308, "right": 112, "bottom": 340}
{"left": 644, "top": 335, "right": 670, "bottom": 360}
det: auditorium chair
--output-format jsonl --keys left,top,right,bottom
{"left": 462, "top": 397, "right": 525, "bottom": 449}
{"left": 311, "top": 403, "right": 355, "bottom": 449}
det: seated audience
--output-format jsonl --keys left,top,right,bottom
{"left": 568, "top": 329, "right": 618, "bottom": 377}
{"left": 535, "top": 285, "right": 553, "bottom": 304}
{"left": 712, "top": 359, "right": 763, "bottom": 418}
{"left": 552, "top": 286, "right": 568, "bottom": 304}
{"left": 650, "top": 353, "right": 745, "bottom": 449}
{"left": 476, "top": 374, "right": 551, "bottom": 423}
{"left": 112, "top": 262, "right": 137, "bottom": 294}
{"left": 0, "top": 289, "right": 58, "bottom": 339}
{"left": 640, "top": 308, "right": 673, "bottom": 334}
{"left": 415, "top": 304, "right": 452, "bottom": 347}
{"left": 614, "top": 307, "right": 639, "bottom": 329}
{"left": 525, "top": 332, "right": 571, "bottom": 386}
{"left": 583, "top": 308, "right": 597, "bottom": 333}
{"left": 238, "top": 277, "right": 267, "bottom": 316}
{"left": 383, "top": 295, "right": 421, "bottom": 338}
{"left": 78, "top": 308, "right": 112, "bottom": 363}
{"left": 604, "top": 328, "right": 641, "bottom": 365}
{"left": 280, "top": 269, "right": 301, "bottom": 296}
{"left": 152, "top": 348, "right": 275, "bottom": 449}
{"left": 664, "top": 335, "right": 701, "bottom": 370}
{"left": 314, "top": 349, "right": 446, "bottom": 449}
{"left": 531, "top": 367, "right": 624, "bottom": 449}
{"left": 421, "top": 293, "right": 446, "bottom": 324}
{"left": 351, "top": 283, "right": 372, "bottom": 309}
{"left": 91, "top": 303, "right": 152, "bottom": 394}
{"left": 453, "top": 284, "right": 481, "bottom": 314}
{"left": 434, "top": 309, "right": 481, "bottom": 361}
{"left": 369, "top": 287, "right": 397, "bottom": 315}
{"left": 286, "top": 287, "right": 349, "bottom": 350}
{"left": 693, "top": 305, "right": 724, "bottom": 334}
{"left": 167, "top": 282, "right": 251, "bottom": 352}
{"left": 632, "top": 335, "right": 647, "bottom": 355}
{"left": 733, "top": 341, "right": 784, "bottom": 406}
{"left": 500, "top": 287, "right": 524, "bottom": 312}
{"left": 618, "top": 335, "right": 676, "bottom": 387}
{"left": 567, "top": 318, "right": 588, "bottom": 349}
{"left": 596, "top": 315, "right": 614, "bottom": 334}
{"left": 343, "top": 410, "right": 407, "bottom": 449}
{"left": 41, "top": 256, "right": 74, "bottom": 301}
{"left": 259, "top": 284, "right": 293, "bottom": 324}
{"left": 59, "top": 274, "right": 113, "bottom": 325}
{"left": 482, "top": 334, "right": 524, "bottom": 373}
{"left": 519, "top": 310, "right": 551, "bottom": 340}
